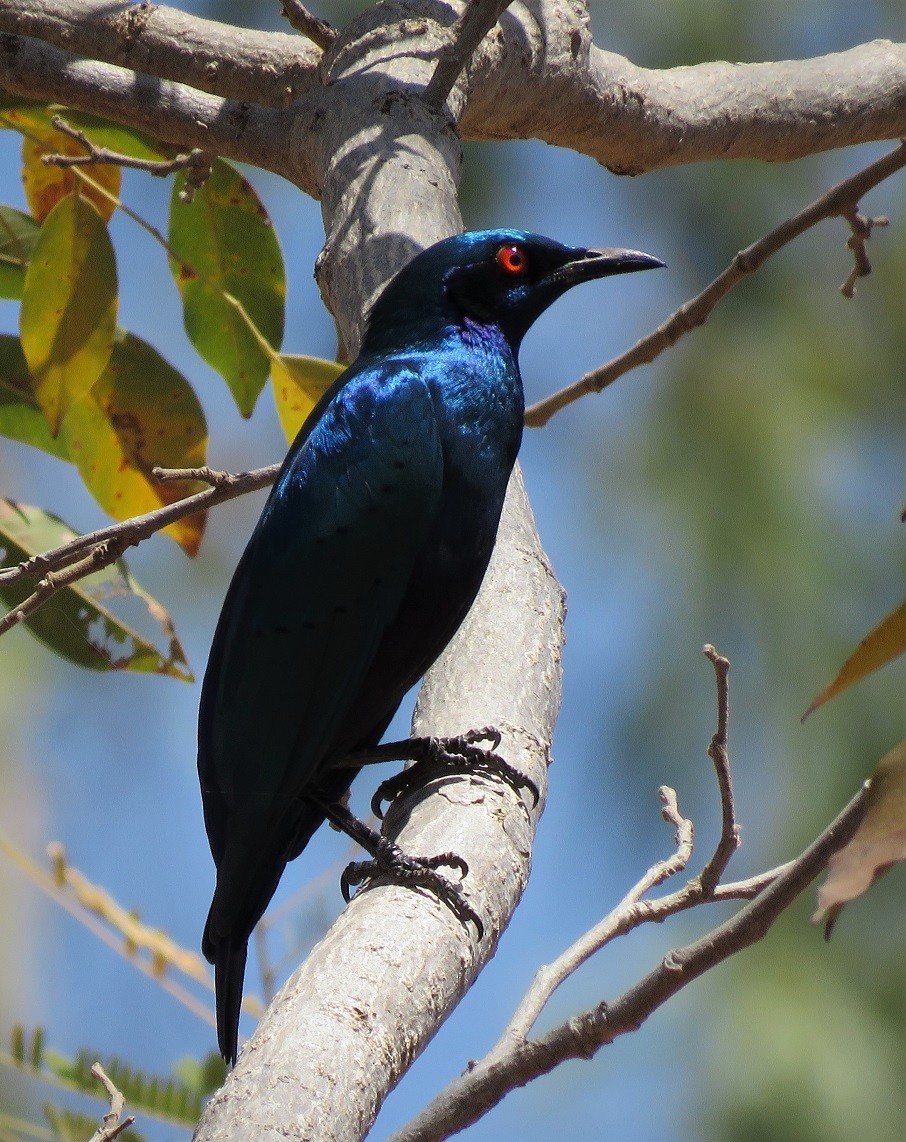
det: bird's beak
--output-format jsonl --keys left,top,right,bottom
{"left": 551, "top": 247, "right": 665, "bottom": 287}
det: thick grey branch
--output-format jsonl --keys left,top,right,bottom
{"left": 0, "top": 34, "right": 310, "bottom": 191}
{"left": 463, "top": 10, "right": 906, "bottom": 171}
{"left": 3, "top": 0, "right": 904, "bottom": 185}
{"left": 0, "top": 0, "right": 319, "bottom": 107}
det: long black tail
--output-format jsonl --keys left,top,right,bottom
{"left": 210, "top": 937, "right": 248, "bottom": 1066}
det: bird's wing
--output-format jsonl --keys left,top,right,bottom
{"left": 198, "top": 360, "right": 443, "bottom": 868}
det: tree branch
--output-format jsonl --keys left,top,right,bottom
{"left": 423, "top": 0, "right": 512, "bottom": 111}
{"left": 280, "top": 0, "right": 336, "bottom": 51}
{"left": 0, "top": 0, "right": 319, "bottom": 107}
{"left": 0, "top": 34, "right": 309, "bottom": 190}
{"left": 389, "top": 783, "right": 869, "bottom": 1142}
{"left": 525, "top": 140, "right": 906, "bottom": 426}
{"left": 464, "top": 19, "right": 906, "bottom": 171}
{"left": 0, "top": 465, "right": 279, "bottom": 637}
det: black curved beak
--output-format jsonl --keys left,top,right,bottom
{"left": 562, "top": 247, "right": 666, "bottom": 284}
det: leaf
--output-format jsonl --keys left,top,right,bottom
{"left": 61, "top": 332, "right": 208, "bottom": 556}
{"left": 804, "top": 599, "right": 906, "bottom": 718}
{"left": 0, "top": 334, "right": 70, "bottom": 459}
{"left": 813, "top": 741, "right": 906, "bottom": 937}
{"left": 0, "top": 204, "right": 40, "bottom": 297}
{"left": 0, "top": 97, "right": 168, "bottom": 160}
{"left": 169, "top": 158, "right": 285, "bottom": 416}
{"left": 20, "top": 193, "right": 118, "bottom": 435}
{"left": 21, "top": 132, "right": 121, "bottom": 223}
{"left": 272, "top": 354, "right": 345, "bottom": 442}
{"left": 0, "top": 499, "right": 193, "bottom": 679}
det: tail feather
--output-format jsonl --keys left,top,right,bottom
{"left": 208, "top": 932, "right": 248, "bottom": 1067}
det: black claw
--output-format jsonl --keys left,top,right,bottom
{"left": 371, "top": 726, "right": 539, "bottom": 818}
{"left": 340, "top": 845, "right": 483, "bottom": 938}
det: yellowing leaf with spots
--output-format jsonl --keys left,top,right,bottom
{"left": 272, "top": 354, "right": 344, "bottom": 443}
{"left": 20, "top": 194, "right": 117, "bottom": 435}
{"left": 62, "top": 332, "right": 209, "bottom": 556}
{"left": 22, "top": 134, "right": 120, "bottom": 223}
{"left": 169, "top": 159, "right": 286, "bottom": 417}
{"left": 804, "top": 599, "right": 906, "bottom": 719}
{"left": 0, "top": 498, "right": 193, "bottom": 679}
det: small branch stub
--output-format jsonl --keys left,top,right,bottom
{"left": 88, "top": 1062, "right": 135, "bottom": 1142}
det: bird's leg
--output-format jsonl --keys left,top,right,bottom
{"left": 343, "top": 726, "right": 538, "bottom": 819}
{"left": 305, "top": 793, "right": 484, "bottom": 938}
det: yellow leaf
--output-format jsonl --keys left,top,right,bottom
{"left": 813, "top": 741, "right": 906, "bottom": 936}
{"left": 61, "top": 332, "right": 209, "bottom": 556}
{"left": 20, "top": 194, "right": 117, "bottom": 435}
{"left": 21, "top": 133, "right": 120, "bottom": 223}
{"left": 804, "top": 599, "right": 906, "bottom": 719}
{"left": 272, "top": 354, "right": 344, "bottom": 443}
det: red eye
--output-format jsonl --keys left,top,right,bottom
{"left": 496, "top": 245, "right": 529, "bottom": 276}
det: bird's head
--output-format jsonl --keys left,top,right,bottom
{"left": 362, "top": 229, "right": 664, "bottom": 353}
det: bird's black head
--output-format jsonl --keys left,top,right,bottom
{"left": 362, "top": 229, "right": 664, "bottom": 354}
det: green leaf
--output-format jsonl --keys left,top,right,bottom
{"left": 0, "top": 334, "right": 70, "bottom": 459}
{"left": 272, "top": 353, "right": 344, "bottom": 442}
{"left": 62, "top": 331, "right": 208, "bottom": 556}
{"left": 20, "top": 194, "right": 118, "bottom": 435}
{"left": 0, "top": 499, "right": 193, "bottom": 679}
{"left": 0, "top": 204, "right": 40, "bottom": 297}
{"left": 169, "top": 158, "right": 285, "bottom": 416}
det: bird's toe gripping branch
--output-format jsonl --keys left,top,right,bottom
{"left": 311, "top": 795, "right": 485, "bottom": 938}
{"left": 368, "top": 725, "right": 540, "bottom": 819}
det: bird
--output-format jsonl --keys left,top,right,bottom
{"left": 198, "top": 229, "right": 663, "bottom": 1063}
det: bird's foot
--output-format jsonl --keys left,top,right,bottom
{"left": 309, "top": 794, "right": 484, "bottom": 938}
{"left": 341, "top": 837, "right": 483, "bottom": 938}
{"left": 370, "top": 725, "right": 538, "bottom": 819}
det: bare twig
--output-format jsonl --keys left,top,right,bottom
{"left": 699, "top": 645, "right": 740, "bottom": 891}
{"left": 524, "top": 141, "right": 906, "bottom": 427}
{"left": 88, "top": 1063, "right": 135, "bottom": 1142}
{"left": 0, "top": 465, "right": 279, "bottom": 637}
{"left": 0, "top": 832, "right": 217, "bottom": 1026}
{"left": 423, "top": 0, "right": 513, "bottom": 112}
{"left": 280, "top": 0, "right": 336, "bottom": 50}
{"left": 483, "top": 784, "right": 694, "bottom": 1062}
{"left": 388, "top": 784, "right": 870, "bottom": 1142}
{"left": 840, "top": 206, "right": 890, "bottom": 297}
{"left": 45, "top": 114, "right": 214, "bottom": 200}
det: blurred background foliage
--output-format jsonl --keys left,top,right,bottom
{"left": 0, "top": 0, "right": 903, "bottom": 1139}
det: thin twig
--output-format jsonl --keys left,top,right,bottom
{"left": 483, "top": 784, "right": 694, "bottom": 1061}
{"left": 0, "top": 113, "right": 196, "bottom": 274}
{"left": 699, "top": 645, "right": 740, "bottom": 891}
{"left": 423, "top": 0, "right": 513, "bottom": 111}
{"left": 0, "top": 465, "right": 279, "bottom": 635}
{"left": 280, "top": 0, "right": 336, "bottom": 50}
{"left": 0, "top": 832, "right": 217, "bottom": 1027}
{"left": 88, "top": 1063, "right": 135, "bottom": 1142}
{"left": 45, "top": 115, "right": 214, "bottom": 202}
{"left": 388, "top": 784, "right": 870, "bottom": 1142}
{"left": 840, "top": 206, "right": 889, "bottom": 297}
{"left": 524, "top": 140, "right": 906, "bottom": 427}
